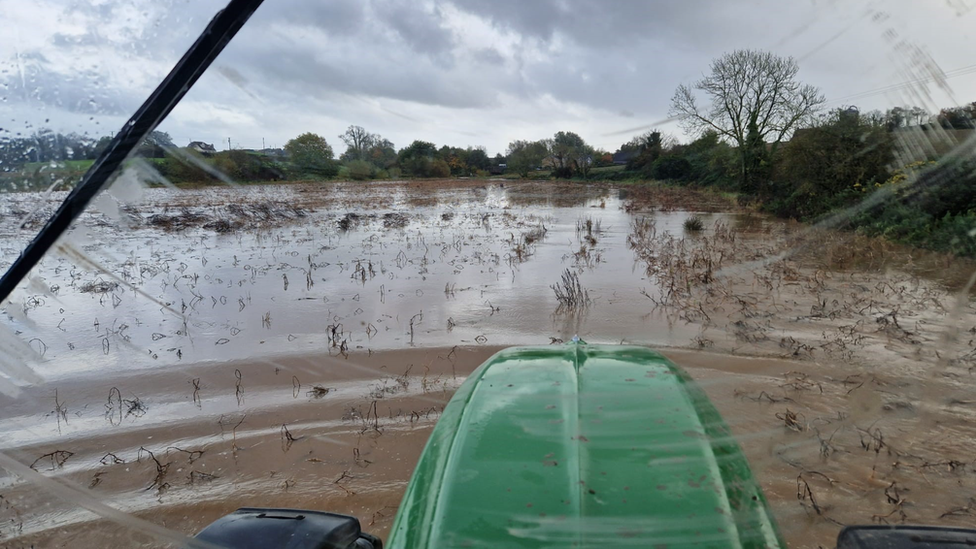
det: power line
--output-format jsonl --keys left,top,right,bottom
{"left": 826, "top": 63, "right": 976, "bottom": 105}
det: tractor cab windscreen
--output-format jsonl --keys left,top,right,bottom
{"left": 1, "top": 1, "right": 976, "bottom": 547}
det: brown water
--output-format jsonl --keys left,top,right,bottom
{"left": 3, "top": 180, "right": 976, "bottom": 548}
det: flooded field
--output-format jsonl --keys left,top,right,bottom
{"left": 4, "top": 179, "right": 976, "bottom": 548}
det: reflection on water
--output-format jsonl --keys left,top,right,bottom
{"left": 0, "top": 181, "right": 716, "bottom": 378}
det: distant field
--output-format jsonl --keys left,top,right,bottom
{"left": 589, "top": 165, "right": 625, "bottom": 174}
{"left": 23, "top": 159, "right": 95, "bottom": 171}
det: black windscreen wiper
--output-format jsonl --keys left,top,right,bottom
{"left": 0, "top": 0, "right": 266, "bottom": 304}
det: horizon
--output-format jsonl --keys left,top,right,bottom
{"left": 1, "top": 1, "right": 974, "bottom": 158}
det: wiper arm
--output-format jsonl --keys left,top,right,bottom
{"left": 0, "top": 0, "right": 266, "bottom": 304}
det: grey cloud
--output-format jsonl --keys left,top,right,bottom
{"left": 234, "top": 43, "right": 496, "bottom": 109}
{"left": 473, "top": 48, "right": 505, "bottom": 66}
{"left": 444, "top": 0, "right": 727, "bottom": 48}
{"left": 3, "top": 0, "right": 966, "bottom": 154}
{"left": 8, "top": 0, "right": 715, "bottom": 124}
{"left": 0, "top": 53, "right": 131, "bottom": 117}
{"left": 259, "top": 0, "right": 367, "bottom": 36}
{"left": 375, "top": 2, "right": 456, "bottom": 65}
{"left": 59, "top": 0, "right": 215, "bottom": 58}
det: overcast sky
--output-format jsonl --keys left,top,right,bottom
{"left": 1, "top": 0, "right": 975, "bottom": 156}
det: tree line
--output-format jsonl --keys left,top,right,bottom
{"left": 4, "top": 48, "right": 976, "bottom": 257}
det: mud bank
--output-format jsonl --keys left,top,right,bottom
{"left": 6, "top": 347, "right": 976, "bottom": 548}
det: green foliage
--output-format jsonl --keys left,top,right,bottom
{"left": 540, "top": 131, "right": 594, "bottom": 178}
{"left": 284, "top": 132, "right": 338, "bottom": 177}
{"left": 936, "top": 102, "right": 976, "bottom": 129}
{"left": 211, "top": 150, "right": 284, "bottom": 181}
{"left": 400, "top": 156, "right": 431, "bottom": 177}
{"left": 339, "top": 125, "right": 376, "bottom": 162}
{"left": 0, "top": 160, "right": 89, "bottom": 192}
{"left": 904, "top": 157, "right": 976, "bottom": 219}
{"left": 772, "top": 111, "right": 894, "bottom": 219}
{"left": 92, "top": 136, "right": 112, "bottom": 159}
{"left": 210, "top": 154, "right": 238, "bottom": 179}
{"left": 429, "top": 159, "right": 451, "bottom": 178}
{"left": 1, "top": 129, "right": 98, "bottom": 170}
{"left": 851, "top": 205, "right": 976, "bottom": 257}
{"left": 367, "top": 139, "right": 398, "bottom": 168}
{"left": 845, "top": 155, "right": 976, "bottom": 255}
{"left": 507, "top": 140, "right": 547, "bottom": 177}
{"left": 552, "top": 166, "right": 574, "bottom": 179}
{"left": 467, "top": 147, "right": 491, "bottom": 172}
{"left": 136, "top": 131, "right": 174, "bottom": 159}
{"left": 157, "top": 150, "right": 212, "bottom": 183}
{"left": 399, "top": 140, "right": 437, "bottom": 161}
{"left": 149, "top": 149, "right": 288, "bottom": 185}
{"left": 398, "top": 140, "right": 438, "bottom": 177}
{"left": 651, "top": 156, "right": 692, "bottom": 181}
{"left": 346, "top": 159, "right": 375, "bottom": 181}
{"left": 613, "top": 130, "right": 735, "bottom": 187}
{"left": 741, "top": 114, "right": 771, "bottom": 197}
{"left": 682, "top": 132, "right": 737, "bottom": 187}
{"left": 592, "top": 150, "right": 614, "bottom": 168}
{"left": 622, "top": 130, "right": 665, "bottom": 174}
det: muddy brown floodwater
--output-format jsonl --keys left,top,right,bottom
{"left": 3, "top": 179, "right": 976, "bottom": 548}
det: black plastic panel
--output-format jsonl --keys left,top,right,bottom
{"left": 837, "top": 525, "right": 976, "bottom": 548}
{"left": 195, "top": 507, "right": 372, "bottom": 549}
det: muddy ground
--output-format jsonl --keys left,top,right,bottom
{"left": 3, "top": 179, "right": 976, "bottom": 548}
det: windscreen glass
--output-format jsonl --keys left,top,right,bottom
{"left": 2, "top": 1, "right": 976, "bottom": 547}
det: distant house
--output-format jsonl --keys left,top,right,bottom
{"left": 488, "top": 163, "right": 507, "bottom": 175}
{"left": 259, "top": 148, "right": 287, "bottom": 158}
{"left": 188, "top": 141, "right": 217, "bottom": 156}
{"left": 612, "top": 150, "right": 638, "bottom": 165}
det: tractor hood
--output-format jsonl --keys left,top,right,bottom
{"left": 387, "top": 344, "right": 783, "bottom": 548}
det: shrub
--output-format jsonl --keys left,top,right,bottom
{"left": 158, "top": 152, "right": 213, "bottom": 184}
{"left": 214, "top": 150, "right": 284, "bottom": 181}
{"left": 401, "top": 157, "right": 430, "bottom": 177}
{"left": 211, "top": 154, "right": 240, "bottom": 180}
{"left": 651, "top": 156, "right": 692, "bottom": 181}
{"left": 429, "top": 159, "right": 451, "bottom": 178}
{"left": 772, "top": 115, "right": 893, "bottom": 219}
{"left": 551, "top": 166, "right": 574, "bottom": 179}
{"left": 346, "top": 159, "right": 375, "bottom": 181}
{"left": 284, "top": 132, "right": 337, "bottom": 177}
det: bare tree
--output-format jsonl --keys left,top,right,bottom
{"left": 670, "top": 50, "right": 824, "bottom": 188}
{"left": 339, "top": 125, "right": 378, "bottom": 162}
{"left": 908, "top": 106, "right": 930, "bottom": 126}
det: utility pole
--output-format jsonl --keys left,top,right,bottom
{"left": 262, "top": 137, "right": 265, "bottom": 150}
{"left": 227, "top": 137, "right": 232, "bottom": 150}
